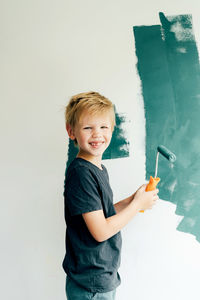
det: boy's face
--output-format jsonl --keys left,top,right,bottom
{"left": 68, "top": 110, "right": 113, "bottom": 167}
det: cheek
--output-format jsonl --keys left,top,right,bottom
{"left": 78, "top": 133, "right": 89, "bottom": 144}
{"left": 106, "top": 132, "right": 112, "bottom": 142}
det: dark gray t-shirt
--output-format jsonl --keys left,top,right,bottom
{"left": 62, "top": 158, "right": 122, "bottom": 293}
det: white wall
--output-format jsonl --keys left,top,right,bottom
{"left": 1, "top": 1, "right": 200, "bottom": 299}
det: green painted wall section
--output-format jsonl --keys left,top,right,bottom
{"left": 66, "top": 112, "right": 130, "bottom": 168}
{"left": 133, "top": 12, "right": 200, "bottom": 242}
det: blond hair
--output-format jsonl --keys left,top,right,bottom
{"left": 65, "top": 91, "right": 115, "bottom": 130}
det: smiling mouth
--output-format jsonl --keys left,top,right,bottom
{"left": 89, "top": 142, "right": 104, "bottom": 147}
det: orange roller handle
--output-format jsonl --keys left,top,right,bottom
{"left": 140, "top": 176, "right": 160, "bottom": 212}
{"left": 146, "top": 176, "right": 160, "bottom": 191}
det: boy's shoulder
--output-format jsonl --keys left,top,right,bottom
{"left": 65, "top": 158, "right": 108, "bottom": 188}
{"left": 67, "top": 158, "right": 92, "bottom": 174}
{"left": 67, "top": 158, "right": 106, "bottom": 175}
{"left": 66, "top": 158, "right": 89, "bottom": 180}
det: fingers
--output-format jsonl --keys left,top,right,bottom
{"left": 150, "top": 190, "right": 159, "bottom": 208}
{"left": 153, "top": 188, "right": 159, "bottom": 194}
{"left": 135, "top": 184, "right": 160, "bottom": 211}
{"left": 152, "top": 189, "right": 159, "bottom": 197}
{"left": 153, "top": 195, "right": 159, "bottom": 202}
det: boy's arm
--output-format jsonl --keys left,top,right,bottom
{"left": 114, "top": 193, "right": 136, "bottom": 214}
{"left": 82, "top": 185, "right": 159, "bottom": 242}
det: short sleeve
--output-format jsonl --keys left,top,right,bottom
{"left": 65, "top": 166, "right": 103, "bottom": 216}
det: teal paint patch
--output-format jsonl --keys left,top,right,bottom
{"left": 133, "top": 12, "right": 200, "bottom": 242}
{"left": 66, "top": 112, "right": 130, "bottom": 168}
{"left": 103, "top": 113, "right": 129, "bottom": 160}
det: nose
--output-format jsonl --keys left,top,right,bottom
{"left": 92, "top": 127, "right": 101, "bottom": 138}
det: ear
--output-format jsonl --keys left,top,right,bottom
{"left": 66, "top": 124, "right": 76, "bottom": 140}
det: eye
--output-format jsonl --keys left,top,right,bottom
{"left": 101, "top": 126, "right": 108, "bottom": 129}
{"left": 83, "top": 126, "right": 92, "bottom": 130}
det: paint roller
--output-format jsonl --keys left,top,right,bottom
{"left": 140, "top": 145, "right": 176, "bottom": 212}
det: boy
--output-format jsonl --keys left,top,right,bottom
{"left": 63, "top": 91, "right": 159, "bottom": 300}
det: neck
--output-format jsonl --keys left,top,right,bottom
{"left": 77, "top": 153, "right": 103, "bottom": 170}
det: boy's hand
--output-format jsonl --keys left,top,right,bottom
{"left": 133, "top": 184, "right": 159, "bottom": 211}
